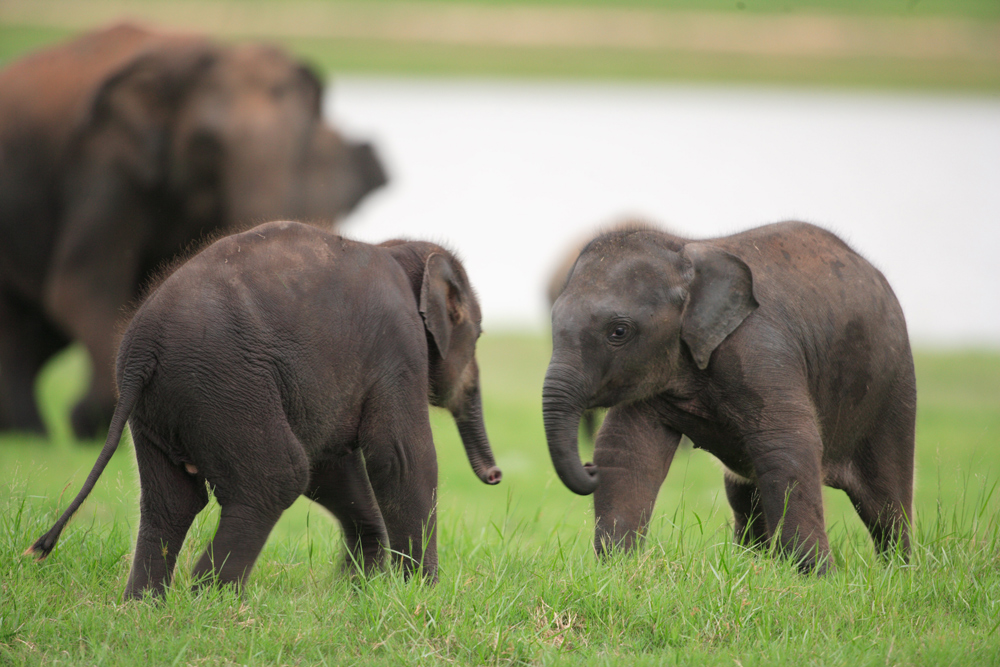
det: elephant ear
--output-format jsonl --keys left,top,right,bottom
{"left": 679, "top": 243, "right": 759, "bottom": 371}
{"left": 79, "top": 41, "right": 218, "bottom": 187}
{"left": 420, "top": 253, "right": 463, "bottom": 358}
{"left": 296, "top": 63, "right": 325, "bottom": 117}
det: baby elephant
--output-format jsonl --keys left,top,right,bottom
{"left": 27, "top": 221, "right": 501, "bottom": 599}
{"left": 543, "top": 221, "right": 915, "bottom": 573}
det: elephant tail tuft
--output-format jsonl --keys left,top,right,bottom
{"left": 24, "top": 354, "right": 155, "bottom": 561}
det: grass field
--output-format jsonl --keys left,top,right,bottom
{"left": 2, "top": 335, "right": 998, "bottom": 665}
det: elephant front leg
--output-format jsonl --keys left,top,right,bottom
{"left": 370, "top": 449, "right": 438, "bottom": 581}
{"left": 190, "top": 417, "right": 310, "bottom": 592}
{"left": 592, "top": 401, "right": 681, "bottom": 557}
{"left": 308, "top": 448, "right": 389, "bottom": 574}
{"left": 44, "top": 177, "right": 153, "bottom": 439}
{"left": 0, "top": 293, "right": 69, "bottom": 432}
{"left": 361, "top": 401, "right": 439, "bottom": 581}
{"left": 45, "top": 275, "right": 129, "bottom": 440}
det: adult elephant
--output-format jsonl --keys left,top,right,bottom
{"left": 543, "top": 221, "right": 916, "bottom": 573}
{"left": 0, "top": 23, "right": 387, "bottom": 438}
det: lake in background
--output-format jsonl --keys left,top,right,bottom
{"left": 327, "top": 78, "right": 1000, "bottom": 347}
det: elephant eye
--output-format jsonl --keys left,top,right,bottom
{"left": 607, "top": 321, "right": 633, "bottom": 345}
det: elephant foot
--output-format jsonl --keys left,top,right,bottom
{"left": 798, "top": 551, "right": 835, "bottom": 576}
{"left": 71, "top": 399, "right": 112, "bottom": 441}
{"left": 122, "top": 585, "right": 168, "bottom": 604}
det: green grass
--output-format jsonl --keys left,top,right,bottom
{"left": 2, "top": 335, "right": 999, "bottom": 665}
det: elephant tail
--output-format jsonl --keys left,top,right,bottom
{"left": 24, "top": 353, "right": 155, "bottom": 561}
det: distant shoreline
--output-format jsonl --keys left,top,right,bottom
{"left": 2, "top": 1, "right": 999, "bottom": 91}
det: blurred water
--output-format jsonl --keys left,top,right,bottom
{"left": 327, "top": 78, "right": 1000, "bottom": 347}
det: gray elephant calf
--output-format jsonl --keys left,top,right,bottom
{"left": 28, "top": 221, "right": 501, "bottom": 599}
{"left": 543, "top": 221, "right": 915, "bottom": 573}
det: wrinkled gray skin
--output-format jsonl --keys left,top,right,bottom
{"left": 0, "top": 24, "right": 386, "bottom": 439}
{"left": 27, "top": 221, "right": 501, "bottom": 600}
{"left": 543, "top": 221, "right": 916, "bottom": 573}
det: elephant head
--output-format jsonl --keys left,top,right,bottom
{"left": 164, "top": 41, "right": 386, "bottom": 227}
{"left": 383, "top": 240, "right": 502, "bottom": 486}
{"left": 67, "top": 34, "right": 385, "bottom": 249}
{"left": 543, "top": 228, "right": 758, "bottom": 496}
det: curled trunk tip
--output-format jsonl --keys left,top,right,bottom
{"left": 454, "top": 384, "right": 502, "bottom": 486}
{"left": 542, "top": 364, "right": 599, "bottom": 496}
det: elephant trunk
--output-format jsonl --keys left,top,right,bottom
{"left": 542, "top": 359, "right": 598, "bottom": 495}
{"left": 454, "top": 383, "right": 502, "bottom": 485}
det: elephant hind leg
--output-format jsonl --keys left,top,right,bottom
{"left": 842, "top": 378, "right": 916, "bottom": 561}
{"left": 0, "top": 291, "right": 69, "bottom": 433}
{"left": 191, "top": 419, "right": 310, "bottom": 591}
{"left": 846, "top": 433, "right": 915, "bottom": 560}
{"left": 842, "top": 457, "right": 913, "bottom": 561}
{"left": 124, "top": 429, "right": 209, "bottom": 601}
{"left": 190, "top": 502, "right": 286, "bottom": 591}
{"left": 724, "top": 470, "right": 769, "bottom": 550}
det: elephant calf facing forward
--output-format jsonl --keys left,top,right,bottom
{"left": 543, "top": 221, "right": 915, "bottom": 573}
{"left": 28, "top": 221, "right": 501, "bottom": 599}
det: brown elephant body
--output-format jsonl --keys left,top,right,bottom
{"left": 543, "top": 221, "right": 916, "bottom": 573}
{"left": 0, "top": 24, "right": 386, "bottom": 437}
{"left": 28, "top": 220, "right": 501, "bottom": 599}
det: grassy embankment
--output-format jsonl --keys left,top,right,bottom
{"left": 1, "top": 0, "right": 999, "bottom": 91}
{"left": 2, "top": 337, "right": 998, "bottom": 665}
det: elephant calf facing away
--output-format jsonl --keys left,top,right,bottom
{"left": 27, "top": 220, "right": 501, "bottom": 599}
{"left": 543, "top": 221, "right": 915, "bottom": 573}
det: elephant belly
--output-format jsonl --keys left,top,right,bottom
{"left": 821, "top": 459, "right": 859, "bottom": 492}
{"left": 683, "top": 428, "right": 756, "bottom": 481}
{"left": 705, "top": 445, "right": 756, "bottom": 481}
